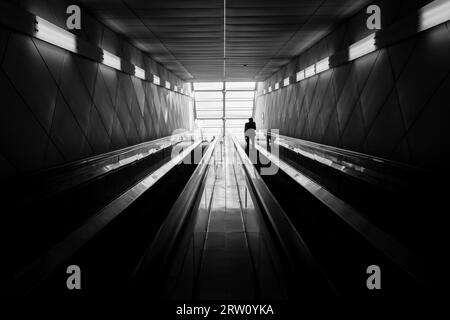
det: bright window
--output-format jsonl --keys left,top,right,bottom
{"left": 193, "top": 82, "right": 255, "bottom": 138}
{"left": 225, "top": 82, "right": 255, "bottom": 91}
{"left": 194, "top": 82, "right": 223, "bottom": 91}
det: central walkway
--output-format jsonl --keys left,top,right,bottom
{"left": 165, "top": 136, "right": 286, "bottom": 300}
{"left": 196, "top": 138, "right": 256, "bottom": 299}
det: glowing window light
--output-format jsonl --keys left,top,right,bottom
{"left": 165, "top": 81, "right": 171, "bottom": 89}
{"left": 296, "top": 70, "right": 305, "bottom": 82}
{"left": 348, "top": 33, "right": 376, "bottom": 61}
{"left": 283, "top": 77, "right": 290, "bottom": 87}
{"left": 102, "top": 50, "right": 121, "bottom": 70}
{"left": 275, "top": 82, "right": 280, "bottom": 90}
{"left": 153, "top": 75, "right": 160, "bottom": 85}
{"left": 305, "top": 65, "right": 316, "bottom": 78}
{"left": 268, "top": 86, "right": 272, "bottom": 93}
{"left": 174, "top": 85, "right": 178, "bottom": 92}
{"left": 263, "top": 89, "right": 266, "bottom": 94}
{"left": 134, "top": 66, "right": 145, "bottom": 80}
{"left": 194, "top": 82, "right": 223, "bottom": 91}
{"left": 226, "top": 82, "right": 255, "bottom": 90}
{"left": 315, "top": 57, "right": 330, "bottom": 74}
{"left": 35, "top": 16, "right": 77, "bottom": 53}
{"left": 419, "top": 0, "right": 450, "bottom": 32}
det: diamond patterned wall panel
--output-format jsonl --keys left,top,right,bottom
{"left": 0, "top": 28, "right": 9, "bottom": 62}
{"left": 3, "top": 33, "right": 59, "bottom": 133}
{"left": 50, "top": 91, "right": 91, "bottom": 162}
{"left": 0, "top": 1, "right": 194, "bottom": 179}
{"left": 395, "top": 26, "right": 450, "bottom": 129}
{"left": 87, "top": 106, "right": 112, "bottom": 155}
{"left": 406, "top": 71, "right": 450, "bottom": 166}
{"left": 255, "top": 7, "right": 450, "bottom": 170}
{"left": 58, "top": 55, "right": 95, "bottom": 140}
{"left": 364, "top": 91, "right": 406, "bottom": 159}
{"left": 0, "top": 69, "right": 50, "bottom": 173}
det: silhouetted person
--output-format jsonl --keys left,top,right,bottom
{"left": 244, "top": 118, "right": 256, "bottom": 155}
{"left": 266, "top": 128, "right": 272, "bottom": 152}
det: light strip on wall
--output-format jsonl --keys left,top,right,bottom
{"left": 153, "top": 75, "right": 161, "bottom": 85}
{"left": 259, "top": 1, "right": 450, "bottom": 94}
{"left": 315, "top": 57, "right": 330, "bottom": 74}
{"left": 419, "top": 0, "right": 450, "bottom": 32}
{"left": 275, "top": 82, "right": 280, "bottom": 90}
{"left": 165, "top": 80, "right": 171, "bottom": 89}
{"left": 134, "top": 66, "right": 145, "bottom": 80}
{"left": 348, "top": 33, "right": 376, "bottom": 61}
{"left": 296, "top": 70, "right": 305, "bottom": 82}
{"left": 35, "top": 16, "right": 77, "bottom": 53}
{"left": 268, "top": 86, "right": 272, "bottom": 92}
{"left": 102, "top": 50, "right": 121, "bottom": 71}
{"left": 305, "top": 65, "right": 316, "bottom": 78}
{"left": 283, "top": 77, "right": 290, "bottom": 87}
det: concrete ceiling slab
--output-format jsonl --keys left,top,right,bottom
{"left": 76, "top": 0, "right": 371, "bottom": 81}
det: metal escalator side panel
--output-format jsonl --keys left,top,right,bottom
{"left": 131, "top": 139, "right": 218, "bottom": 294}
{"left": 9, "top": 140, "right": 203, "bottom": 297}
{"left": 230, "top": 134, "right": 337, "bottom": 298}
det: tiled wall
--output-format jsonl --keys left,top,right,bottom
{"left": 254, "top": 0, "right": 450, "bottom": 170}
{"left": 0, "top": 0, "right": 194, "bottom": 179}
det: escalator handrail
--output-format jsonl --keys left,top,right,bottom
{"left": 260, "top": 130, "right": 432, "bottom": 190}
{"left": 10, "top": 132, "right": 199, "bottom": 201}
{"left": 131, "top": 138, "right": 218, "bottom": 290}
{"left": 256, "top": 143, "right": 429, "bottom": 288}
{"left": 230, "top": 135, "right": 336, "bottom": 296}
{"left": 9, "top": 139, "right": 203, "bottom": 297}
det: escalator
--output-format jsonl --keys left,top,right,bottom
{"left": 8, "top": 132, "right": 428, "bottom": 299}
{"left": 7, "top": 134, "right": 207, "bottom": 297}
{"left": 249, "top": 135, "right": 429, "bottom": 298}
{"left": 131, "top": 136, "right": 335, "bottom": 300}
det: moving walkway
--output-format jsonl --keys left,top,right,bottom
{"left": 6, "top": 131, "right": 429, "bottom": 298}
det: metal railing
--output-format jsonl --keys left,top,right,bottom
{"left": 131, "top": 138, "right": 218, "bottom": 293}
{"left": 257, "top": 130, "right": 431, "bottom": 191}
{"left": 229, "top": 134, "right": 336, "bottom": 297}
{"left": 14, "top": 131, "right": 202, "bottom": 201}
{"left": 9, "top": 138, "right": 205, "bottom": 297}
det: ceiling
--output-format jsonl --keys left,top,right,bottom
{"left": 76, "top": 0, "right": 372, "bottom": 82}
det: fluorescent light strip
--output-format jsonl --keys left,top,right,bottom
{"left": 102, "top": 50, "right": 121, "bottom": 71}
{"left": 134, "top": 66, "right": 145, "bottom": 80}
{"left": 419, "top": 0, "right": 450, "bottom": 32}
{"left": 165, "top": 80, "right": 171, "bottom": 89}
{"left": 266, "top": 0, "right": 450, "bottom": 91}
{"left": 275, "top": 82, "right": 280, "bottom": 90}
{"left": 348, "top": 33, "right": 376, "bottom": 61}
{"left": 315, "top": 57, "right": 330, "bottom": 74}
{"left": 153, "top": 75, "right": 161, "bottom": 85}
{"left": 35, "top": 16, "right": 77, "bottom": 53}
{"left": 268, "top": 86, "right": 272, "bottom": 92}
{"left": 305, "top": 64, "right": 316, "bottom": 78}
{"left": 296, "top": 70, "right": 305, "bottom": 82}
{"left": 283, "top": 77, "right": 290, "bottom": 87}
{"left": 263, "top": 89, "right": 266, "bottom": 94}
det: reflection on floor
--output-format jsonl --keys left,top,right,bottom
{"left": 165, "top": 136, "right": 286, "bottom": 300}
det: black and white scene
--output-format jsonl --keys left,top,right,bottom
{"left": 0, "top": 0, "right": 448, "bottom": 315}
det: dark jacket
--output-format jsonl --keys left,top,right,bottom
{"left": 244, "top": 121, "right": 256, "bottom": 137}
